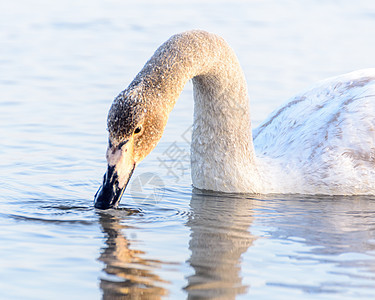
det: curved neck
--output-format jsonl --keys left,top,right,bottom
{"left": 129, "top": 30, "right": 258, "bottom": 192}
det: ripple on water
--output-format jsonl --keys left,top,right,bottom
{"left": 0, "top": 195, "right": 97, "bottom": 226}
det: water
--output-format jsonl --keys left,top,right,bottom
{"left": 1, "top": 0, "right": 375, "bottom": 299}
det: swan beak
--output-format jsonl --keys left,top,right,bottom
{"left": 94, "top": 140, "right": 136, "bottom": 209}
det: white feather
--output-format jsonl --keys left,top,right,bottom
{"left": 252, "top": 69, "right": 375, "bottom": 194}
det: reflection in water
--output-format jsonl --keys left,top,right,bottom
{"left": 96, "top": 193, "right": 375, "bottom": 299}
{"left": 250, "top": 195, "right": 375, "bottom": 294}
{"left": 97, "top": 192, "right": 256, "bottom": 299}
{"left": 185, "top": 191, "right": 256, "bottom": 299}
{"left": 185, "top": 193, "right": 375, "bottom": 297}
{"left": 97, "top": 211, "right": 168, "bottom": 299}
{"left": 262, "top": 195, "right": 375, "bottom": 254}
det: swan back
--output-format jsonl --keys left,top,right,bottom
{"left": 253, "top": 69, "right": 375, "bottom": 194}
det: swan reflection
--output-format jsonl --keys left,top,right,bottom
{"left": 185, "top": 191, "right": 256, "bottom": 299}
{"left": 257, "top": 195, "right": 375, "bottom": 254}
{"left": 97, "top": 193, "right": 375, "bottom": 298}
{"left": 97, "top": 211, "right": 168, "bottom": 299}
{"left": 247, "top": 194, "right": 375, "bottom": 294}
{"left": 97, "top": 192, "right": 256, "bottom": 299}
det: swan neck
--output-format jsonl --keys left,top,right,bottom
{"left": 130, "top": 30, "right": 258, "bottom": 192}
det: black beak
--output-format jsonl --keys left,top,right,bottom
{"left": 94, "top": 164, "right": 135, "bottom": 209}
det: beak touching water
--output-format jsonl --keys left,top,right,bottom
{"left": 94, "top": 139, "right": 136, "bottom": 209}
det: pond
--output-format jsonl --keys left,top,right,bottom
{"left": 1, "top": 0, "right": 375, "bottom": 299}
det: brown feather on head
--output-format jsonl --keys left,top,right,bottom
{"left": 107, "top": 89, "right": 146, "bottom": 147}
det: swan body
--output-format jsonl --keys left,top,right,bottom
{"left": 94, "top": 30, "right": 375, "bottom": 209}
{"left": 253, "top": 70, "right": 375, "bottom": 194}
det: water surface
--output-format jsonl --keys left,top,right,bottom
{"left": 1, "top": 0, "right": 375, "bottom": 299}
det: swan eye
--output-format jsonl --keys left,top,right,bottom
{"left": 134, "top": 126, "right": 142, "bottom": 134}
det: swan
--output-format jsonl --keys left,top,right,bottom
{"left": 94, "top": 30, "right": 375, "bottom": 209}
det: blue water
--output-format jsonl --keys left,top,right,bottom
{"left": 1, "top": 1, "right": 375, "bottom": 299}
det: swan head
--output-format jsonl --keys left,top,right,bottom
{"left": 94, "top": 88, "right": 168, "bottom": 209}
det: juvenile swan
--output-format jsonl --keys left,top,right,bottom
{"left": 94, "top": 30, "right": 375, "bottom": 209}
